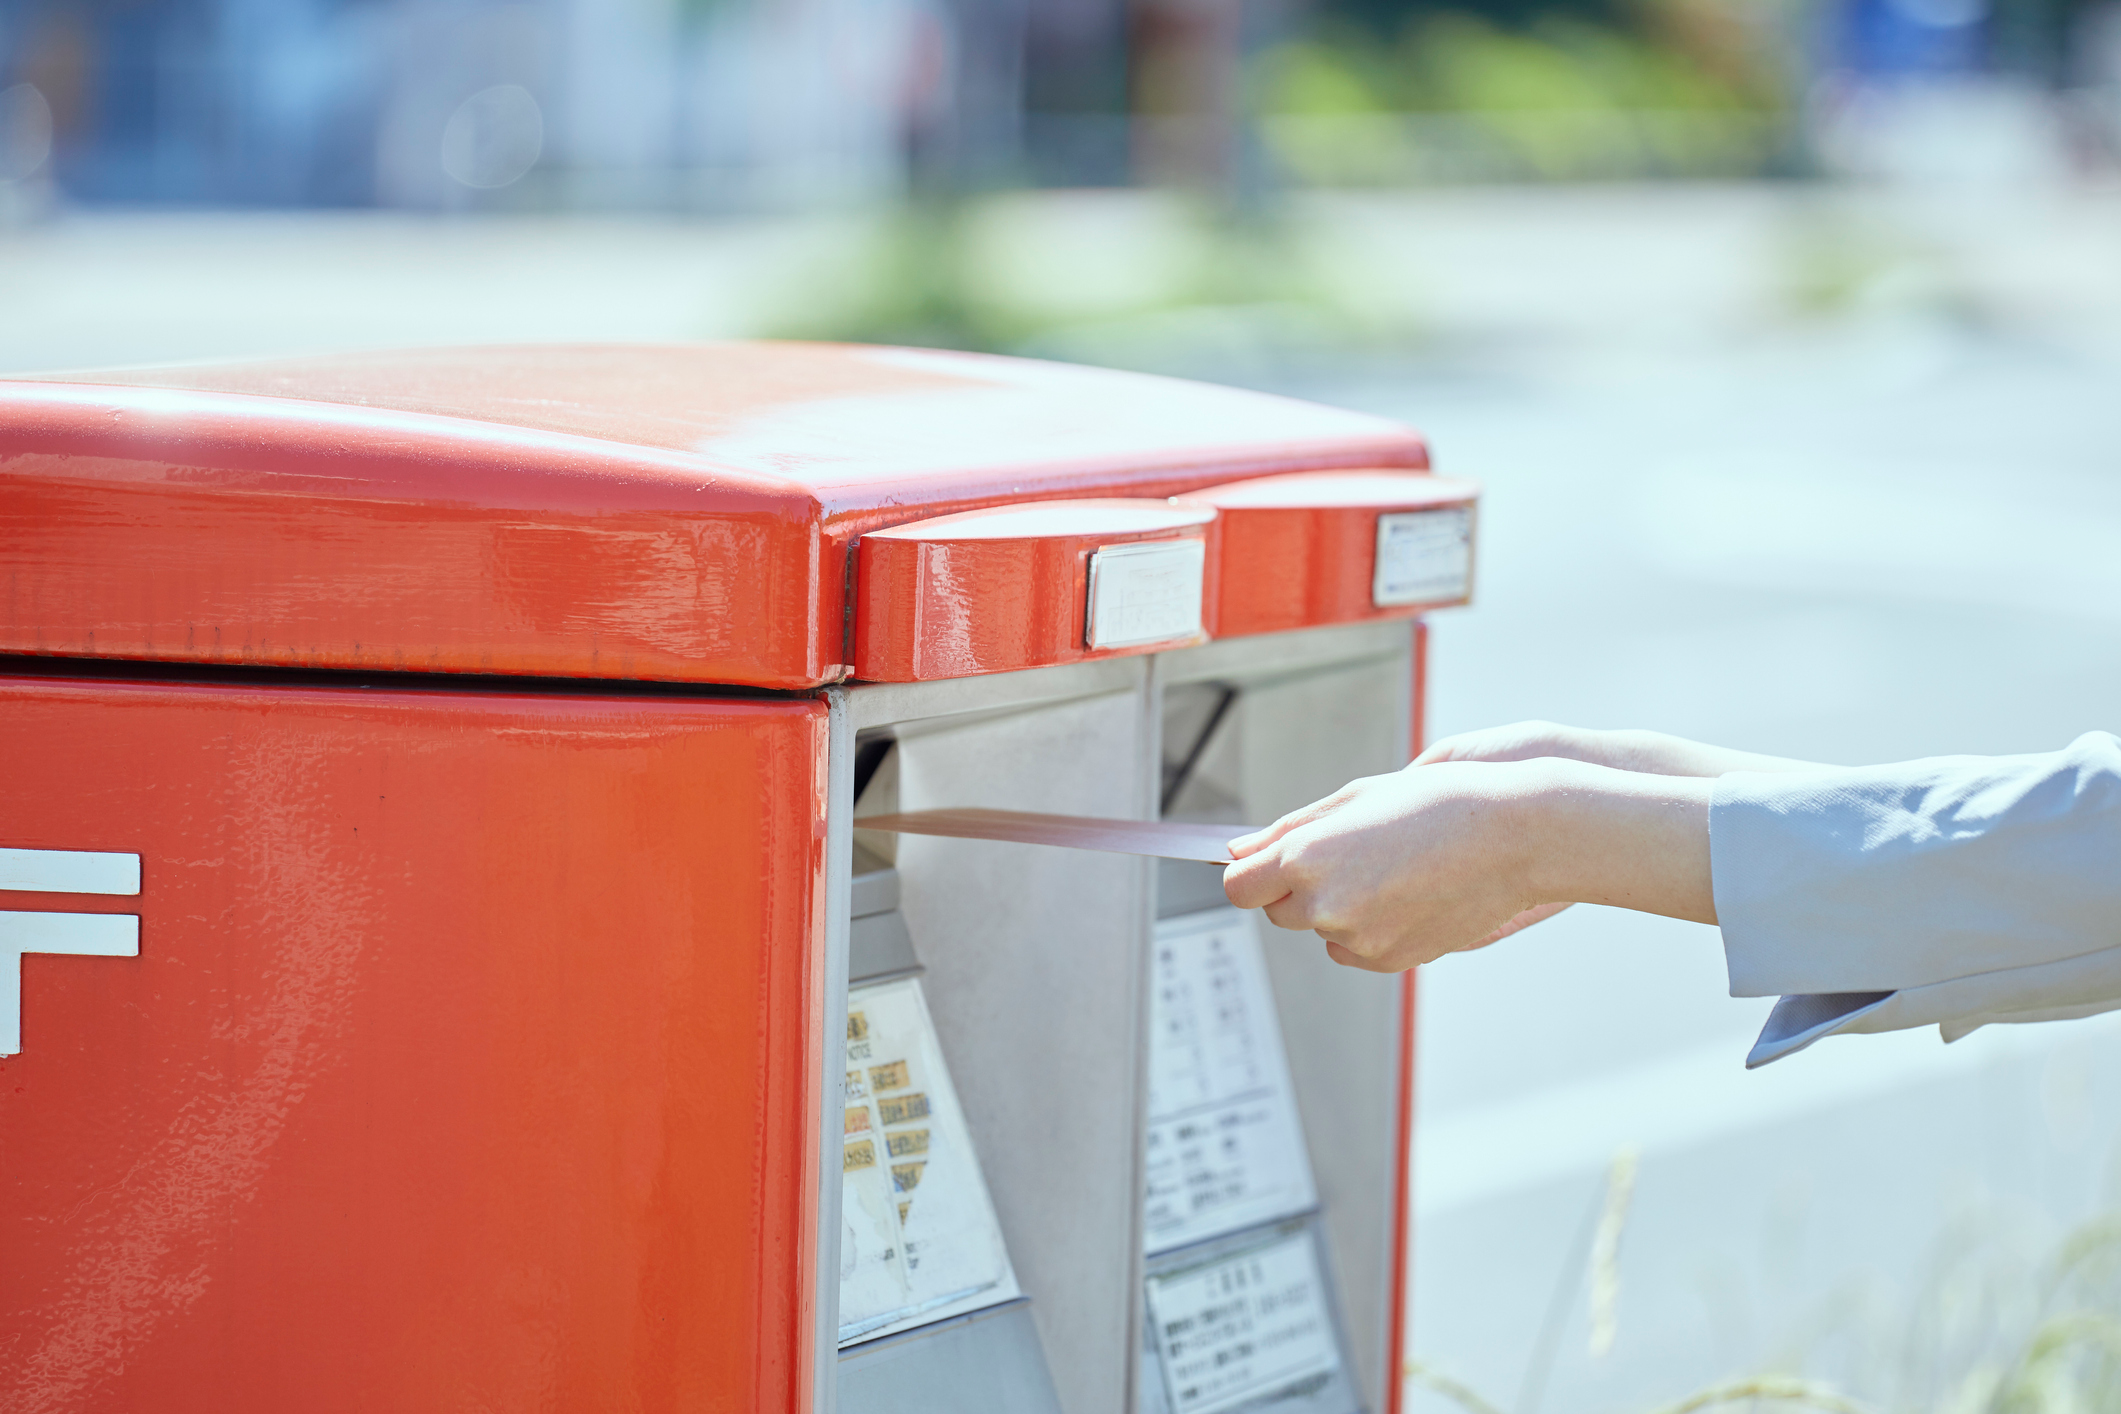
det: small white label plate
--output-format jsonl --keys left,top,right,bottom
{"left": 1372, "top": 506, "right": 1472, "bottom": 607}
{"left": 1146, "top": 1227, "right": 1343, "bottom": 1414}
{"left": 1087, "top": 540, "right": 1206, "bottom": 650}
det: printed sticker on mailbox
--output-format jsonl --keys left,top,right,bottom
{"left": 837, "top": 975, "right": 1020, "bottom": 1346}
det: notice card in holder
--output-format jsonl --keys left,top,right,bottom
{"left": 839, "top": 976, "right": 1021, "bottom": 1346}
{"left": 1144, "top": 1220, "right": 1345, "bottom": 1414}
{"left": 1140, "top": 907, "right": 1362, "bottom": 1414}
{"left": 1144, "top": 906, "right": 1317, "bottom": 1255}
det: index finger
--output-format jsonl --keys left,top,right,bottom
{"left": 1227, "top": 786, "right": 1353, "bottom": 859}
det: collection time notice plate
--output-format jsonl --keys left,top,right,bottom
{"left": 1144, "top": 907, "right": 1318, "bottom": 1255}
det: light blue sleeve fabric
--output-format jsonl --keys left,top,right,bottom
{"left": 1710, "top": 731, "right": 2121, "bottom": 1067}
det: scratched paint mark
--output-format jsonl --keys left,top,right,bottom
{"left": 5, "top": 733, "right": 378, "bottom": 1412}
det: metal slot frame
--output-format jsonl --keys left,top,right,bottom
{"left": 820, "top": 657, "right": 1159, "bottom": 1414}
{"left": 818, "top": 622, "right": 1415, "bottom": 1414}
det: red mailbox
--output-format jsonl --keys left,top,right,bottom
{"left": 0, "top": 343, "right": 1475, "bottom": 1414}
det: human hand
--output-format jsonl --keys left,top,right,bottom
{"left": 1222, "top": 758, "right": 1714, "bottom": 972}
{"left": 1221, "top": 762, "right": 1555, "bottom": 973}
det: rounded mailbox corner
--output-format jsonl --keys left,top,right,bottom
{"left": 1173, "top": 469, "right": 1480, "bottom": 640}
{"left": 851, "top": 499, "right": 1219, "bottom": 683}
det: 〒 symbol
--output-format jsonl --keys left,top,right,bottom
{"left": 1, "top": 847, "right": 140, "bottom": 1056}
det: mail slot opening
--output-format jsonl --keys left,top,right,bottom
{"left": 837, "top": 680, "right": 1156, "bottom": 1413}
{"left": 1143, "top": 622, "right": 1418, "bottom": 1414}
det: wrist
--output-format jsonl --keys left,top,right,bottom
{"left": 1492, "top": 758, "right": 1597, "bottom": 904}
{"left": 1534, "top": 726, "right": 1673, "bottom": 775}
{"left": 1509, "top": 759, "right": 1717, "bottom": 922}
{"left": 1598, "top": 728, "right": 1733, "bottom": 776}
{"left": 1602, "top": 729, "right": 1825, "bottom": 778}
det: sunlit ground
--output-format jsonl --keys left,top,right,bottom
{"left": 7, "top": 180, "right": 2121, "bottom": 1407}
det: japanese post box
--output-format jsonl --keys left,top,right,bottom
{"left": 0, "top": 343, "right": 1477, "bottom": 1414}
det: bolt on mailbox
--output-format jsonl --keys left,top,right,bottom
{"left": 0, "top": 343, "right": 1478, "bottom": 1414}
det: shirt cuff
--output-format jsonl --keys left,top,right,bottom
{"left": 1745, "top": 945, "right": 2121, "bottom": 1065}
{"left": 1746, "top": 991, "right": 1892, "bottom": 1067}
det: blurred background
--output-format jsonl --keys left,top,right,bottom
{"left": 5, "top": 0, "right": 2121, "bottom": 1407}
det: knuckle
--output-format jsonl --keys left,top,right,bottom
{"left": 1277, "top": 840, "right": 1321, "bottom": 883}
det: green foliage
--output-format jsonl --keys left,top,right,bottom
{"left": 1258, "top": 42, "right": 1398, "bottom": 117}
{"left": 1251, "top": 6, "right": 1792, "bottom": 182}
{"left": 766, "top": 203, "right": 994, "bottom": 351}
{"left": 1257, "top": 10, "right": 1775, "bottom": 116}
{"left": 761, "top": 193, "right": 1372, "bottom": 368}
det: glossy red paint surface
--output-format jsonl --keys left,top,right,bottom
{"left": 0, "top": 345, "right": 1425, "bottom": 689}
{"left": 1174, "top": 471, "right": 1479, "bottom": 638}
{"left": 853, "top": 499, "right": 1217, "bottom": 681}
{"left": 0, "top": 673, "right": 828, "bottom": 1414}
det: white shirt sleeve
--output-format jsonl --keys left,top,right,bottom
{"left": 1710, "top": 731, "right": 2121, "bottom": 1066}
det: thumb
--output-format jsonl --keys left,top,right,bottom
{"left": 1227, "top": 788, "right": 1351, "bottom": 858}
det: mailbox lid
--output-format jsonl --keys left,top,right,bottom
{"left": 1176, "top": 469, "right": 1479, "bottom": 638}
{"left": 854, "top": 499, "right": 1216, "bottom": 682}
{"left": 0, "top": 343, "right": 1425, "bottom": 689}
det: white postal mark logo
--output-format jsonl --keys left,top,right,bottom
{"left": 1, "top": 847, "right": 141, "bottom": 1056}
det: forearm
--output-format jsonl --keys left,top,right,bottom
{"left": 1594, "top": 737, "right": 1824, "bottom": 780}
{"left": 1517, "top": 760, "right": 1717, "bottom": 923}
{"left": 1417, "top": 721, "right": 1827, "bottom": 777}
{"left": 1224, "top": 756, "right": 1717, "bottom": 972}
{"left": 1589, "top": 730, "right": 1824, "bottom": 779}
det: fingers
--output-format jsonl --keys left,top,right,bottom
{"left": 1260, "top": 892, "right": 1319, "bottom": 933}
{"left": 1222, "top": 848, "right": 1290, "bottom": 911}
{"left": 1409, "top": 738, "right": 1461, "bottom": 767}
{"left": 1314, "top": 900, "right": 1572, "bottom": 975}
{"left": 1322, "top": 937, "right": 1400, "bottom": 973}
{"left": 1411, "top": 726, "right": 1502, "bottom": 767}
{"left": 1232, "top": 771, "right": 1386, "bottom": 858}
{"left": 1226, "top": 839, "right": 1331, "bottom": 934}
{"left": 1226, "top": 789, "right": 1346, "bottom": 859}
{"left": 1226, "top": 805, "right": 1313, "bottom": 859}
{"left": 1410, "top": 733, "right": 1513, "bottom": 768}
